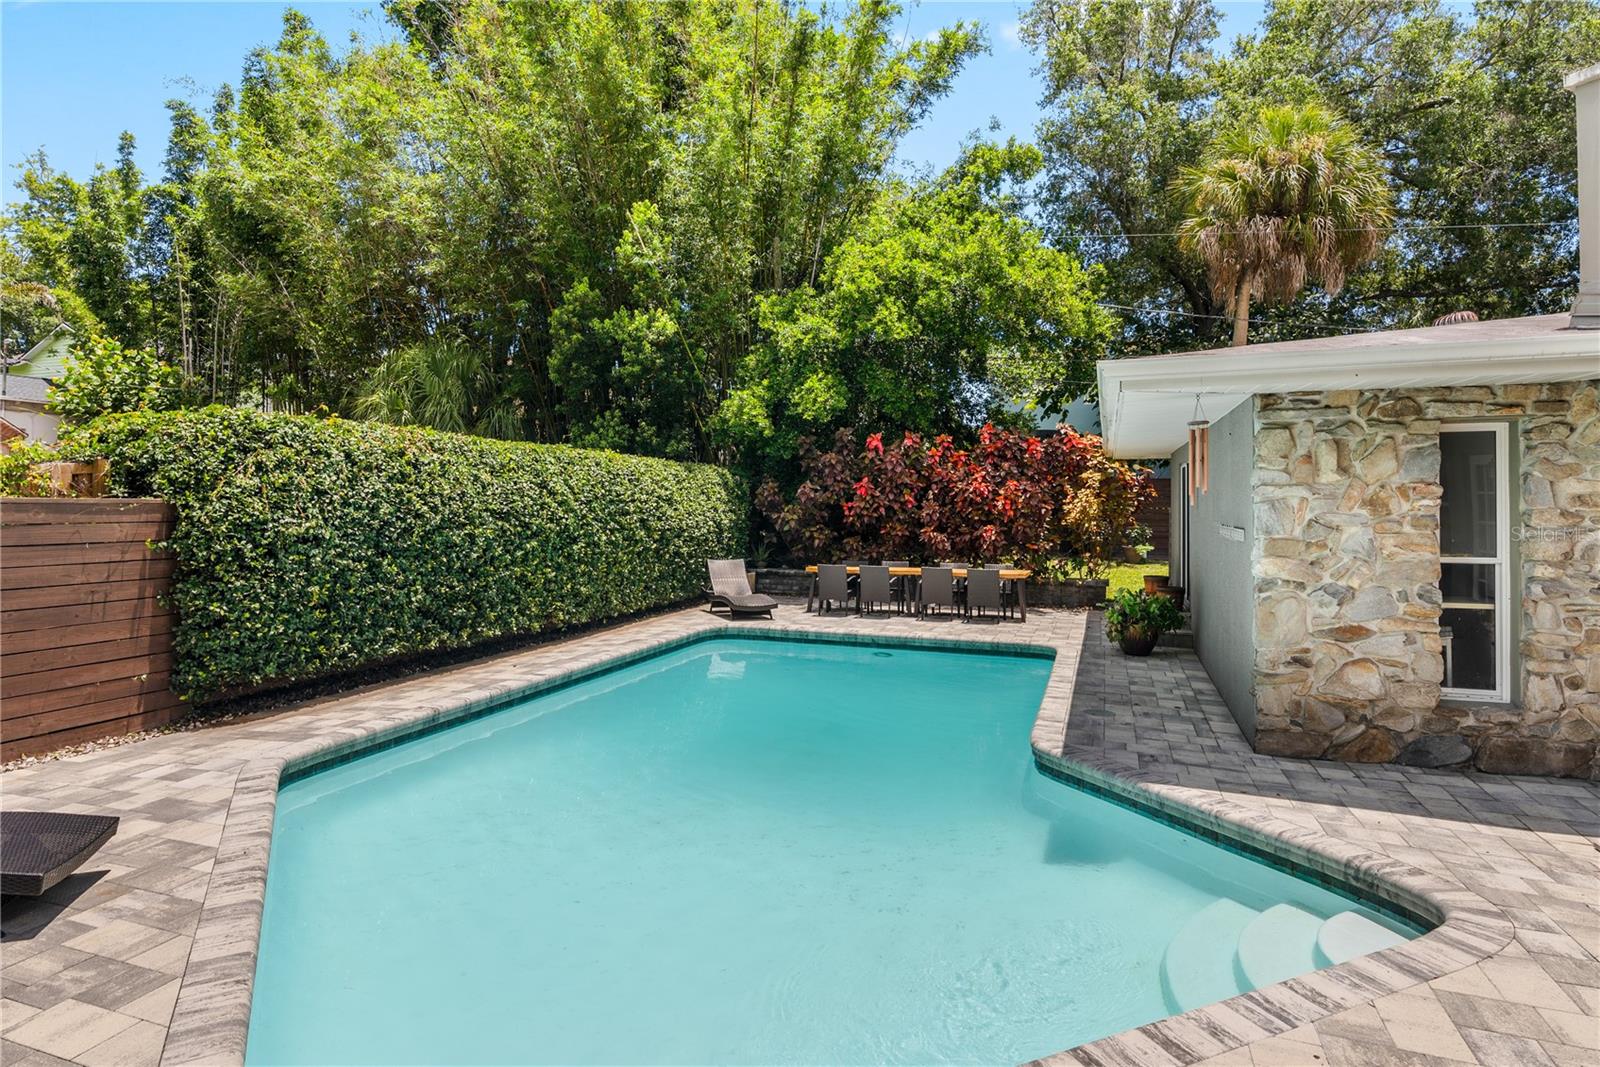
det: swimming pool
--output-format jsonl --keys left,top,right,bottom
{"left": 246, "top": 636, "right": 1418, "bottom": 1065}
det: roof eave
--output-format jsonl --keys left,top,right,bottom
{"left": 1098, "top": 329, "right": 1600, "bottom": 459}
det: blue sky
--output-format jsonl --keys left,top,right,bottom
{"left": 2, "top": 1, "right": 1268, "bottom": 199}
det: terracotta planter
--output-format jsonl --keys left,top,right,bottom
{"left": 1142, "top": 574, "right": 1167, "bottom": 595}
{"left": 1118, "top": 628, "right": 1160, "bottom": 656}
{"left": 1147, "top": 582, "right": 1184, "bottom": 611}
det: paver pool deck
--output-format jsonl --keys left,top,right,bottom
{"left": 2, "top": 604, "right": 1596, "bottom": 1067}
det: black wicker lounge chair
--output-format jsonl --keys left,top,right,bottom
{"left": 705, "top": 559, "right": 778, "bottom": 618}
{"left": 1, "top": 811, "right": 119, "bottom": 897}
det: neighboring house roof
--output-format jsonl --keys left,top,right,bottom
{"left": 1097, "top": 313, "right": 1600, "bottom": 458}
{"left": 12, "top": 323, "right": 77, "bottom": 381}
{"left": 0, "top": 372, "right": 52, "bottom": 405}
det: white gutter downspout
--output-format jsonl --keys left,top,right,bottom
{"left": 1568, "top": 62, "right": 1600, "bottom": 329}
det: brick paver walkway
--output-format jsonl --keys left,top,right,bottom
{"left": 2, "top": 604, "right": 1595, "bottom": 1067}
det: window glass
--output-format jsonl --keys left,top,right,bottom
{"left": 1440, "top": 612, "right": 1496, "bottom": 693}
{"left": 1440, "top": 430, "right": 1497, "bottom": 557}
{"left": 1439, "top": 562, "right": 1494, "bottom": 605}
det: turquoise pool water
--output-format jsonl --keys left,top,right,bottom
{"left": 247, "top": 637, "right": 1417, "bottom": 1066}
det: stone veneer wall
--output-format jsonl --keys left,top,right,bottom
{"left": 1251, "top": 381, "right": 1600, "bottom": 779}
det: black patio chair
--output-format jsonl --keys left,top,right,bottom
{"left": 918, "top": 567, "right": 957, "bottom": 618}
{"left": 842, "top": 558, "right": 868, "bottom": 598}
{"left": 975, "top": 562, "right": 1016, "bottom": 617}
{"left": 884, "top": 560, "right": 911, "bottom": 613}
{"left": 964, "top": 568, "right": 1004, "bottom": 621}
{"left": 857, "top": 565, "right": 894, "bottom": 615}
{"left": 941, "top": 562, "right": 970, "bottom": 611}
{"left": 817, "top": 564, "right": 853, "bottom": 615}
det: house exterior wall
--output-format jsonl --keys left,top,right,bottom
{"left": 0, "top": 402, "right": 60, "bottom": 445}
{"left": 1250, "top": 381, "right": 1600, "bottom": 778}
{"left": 1171, "top": 399, "right": 1258, "bottom": 738}
{"left": 0, "top": 375, "right": 60, "bottom": 444}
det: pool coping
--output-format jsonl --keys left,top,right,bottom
{"left": 157, "top": 612, "right": 1515, "bottom": 1067}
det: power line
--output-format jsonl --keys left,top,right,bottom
{"left": 1062, "top": 219, "right": 1573, "bottom": 240}
{"left": 1095, "top": 301, "right": 1373, "bottom": 333}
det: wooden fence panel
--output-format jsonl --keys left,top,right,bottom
{"left": 1139, "top": 478, "right": 1172, "bottom": 560}
{"left": 1, "top": 498, "right": 187, "bottom": 760}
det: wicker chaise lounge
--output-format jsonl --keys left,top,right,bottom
{"left": 705, "top": 559, "right": 779, "bottom": 618}
{"left": 1, "top": 811, "right": 120, "bottom": 897}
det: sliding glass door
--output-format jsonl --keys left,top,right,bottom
{"left": 1438, "top": 423, "right": 1510, "bottom": 702}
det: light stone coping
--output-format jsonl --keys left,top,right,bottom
{"left": 140, "top": 607, "right": 1518, "bottom": 1067}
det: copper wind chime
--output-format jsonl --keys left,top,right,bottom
{"left": 1187, "top": 396, "right": 1210, "bottom": 506}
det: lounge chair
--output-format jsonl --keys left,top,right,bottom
{"left": 705, "top": 559, "right": 778, "bottom": 618}
{"left": 1, "top": 811, "right": 119, "bottom": 896}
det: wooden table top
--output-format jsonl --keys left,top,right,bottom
{"left": 804, "top": 565, "right": 1032, "bottom": 580}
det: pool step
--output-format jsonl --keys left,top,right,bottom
{"left": 1234, "top": 903, "right": 1323, "bottom": 989}
{"left": 1315, "top": 911, "right": 1409, "bottom": 967}
{"left": 1159, "top": 899, "right": 1257, "bottom": 1014}
{"left": 1163, "top": 902, "right": 1410, "bottom": 1016}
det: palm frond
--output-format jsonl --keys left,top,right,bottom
{"left": 356, "top": 338, "right": 527, "bottom": 440}
{"left": 1173, "top": 102, "right": 1394, "bottom": 311}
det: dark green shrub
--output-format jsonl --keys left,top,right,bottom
{"left": 74, "top": 408, "right": 747, "bottom": 701}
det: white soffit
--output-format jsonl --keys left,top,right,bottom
{"left": 1097, "top": 314, "right": 1600, "bottom": 459}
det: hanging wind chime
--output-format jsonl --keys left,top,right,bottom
{"left": 1187, "top": 396, "right": 1211, "bottom": 506}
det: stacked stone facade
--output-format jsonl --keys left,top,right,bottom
{"left": 1250, "top": 381, "right": 1600, "bottom": 778}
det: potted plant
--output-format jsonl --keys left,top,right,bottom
{"left": 1104, "top": 590, "right": 1185, "bottom": 656}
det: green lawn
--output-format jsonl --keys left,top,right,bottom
{"left": 1104, "top": 561, "right": 1169, "bottom": 598}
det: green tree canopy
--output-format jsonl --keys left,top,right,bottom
{"left": 722, "top": 140, "right": 1115, "bottom": 468}
{"left": 1023, "top": 0, "right": 1600, "bottom": 352}
{"left": 6, "top": 0, "right": 1111, "bottom": 481}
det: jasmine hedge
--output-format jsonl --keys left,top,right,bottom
{"left": 77, "top": 408, "right": 747, "bottom": 702}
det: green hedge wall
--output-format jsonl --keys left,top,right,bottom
{"left": 78, "top": 408, "right": 747, "bottom": 702}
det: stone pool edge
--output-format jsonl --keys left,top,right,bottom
{"left": 157, "top": 611, "right": 1514, "bottom": 1067}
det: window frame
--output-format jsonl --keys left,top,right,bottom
{"left": 1438, "top": 421, "right": 1511, "bottom": 704}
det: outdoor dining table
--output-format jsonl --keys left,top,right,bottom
{"left": 803, "top": 565, "right": 1032, "bottom": 621}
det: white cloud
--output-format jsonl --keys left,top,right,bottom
{"left": 999, "top": 20, "right": 1023, "bottom": 48}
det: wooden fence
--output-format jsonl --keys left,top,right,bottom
{"left": 1139, "top": 477, "right": 1172, "bottom": 560}
{"left": 2, "top": 498, "right": 186, "bottom": 761}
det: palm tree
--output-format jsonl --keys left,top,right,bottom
{"left": 1174, "top": 104, "right": 1393, "bottom": 346}
{"left": 356, "top": 338, "right": 527, "bottom": 440}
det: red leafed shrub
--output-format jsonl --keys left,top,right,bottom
{"left": 757, "top": 425, "right": 1154, "bottom": 573}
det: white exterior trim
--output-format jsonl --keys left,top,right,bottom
{"left": 1098, "top": 319, "right": 1600, "bottom": 458}
{"left": 1438, "top": 422, "right": 1511, "bottom": 705}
